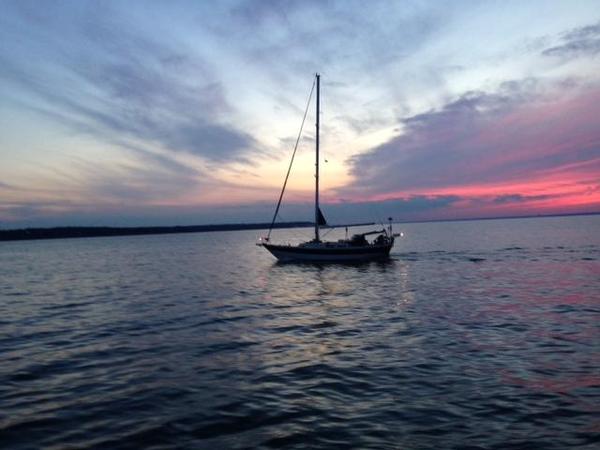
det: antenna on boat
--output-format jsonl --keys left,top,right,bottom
{"left": 315, "top": 73, "right": 321, "bottom": 242}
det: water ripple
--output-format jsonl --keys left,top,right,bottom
{"left": 1, "top": 217, "right": 599, "bottom": 449}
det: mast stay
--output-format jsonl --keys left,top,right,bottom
{"left": 266, "top": 76, "right": 316, "bottom": 240}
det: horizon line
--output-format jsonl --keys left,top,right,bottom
{"left": 1, "top": 211, "right": 598, "bottom": 234}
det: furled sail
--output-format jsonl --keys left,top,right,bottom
{"left": 317, "top": 207, "right": 327, "bottom": 226}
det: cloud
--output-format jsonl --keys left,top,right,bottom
{"left": 492, "top": 194, "right": 553, "bottom": 204}
{"left": 9, "top": 149, "right": 204, "bottom": 205}
{"left": 340, "top": 78, "right": 600, "bottom": 209}
{"left": 225, "top": 0, "right": 443, "bottom": 89}
{"left": 0, "top": 6, "right": 256, "bottom": 164}
{"left": 3, "top": 3, "right": 600, "bottom": 227}
{"left": 81, "top": 161, "right": 200, "bottom": 204}
{"left": 326, "top": 195, "right": 461, "bottom": 223}
{"left": 542, "top": 21, "right": 600, "bottom": 59}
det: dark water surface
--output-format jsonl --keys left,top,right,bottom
{"left": 1, "top": 215, "right": 599, "bottom": 449}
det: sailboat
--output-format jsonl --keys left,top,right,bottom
{"left": 258, "top": 73, "right": 397, "bottom": 262}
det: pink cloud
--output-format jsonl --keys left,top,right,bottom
{"left": 340, "top": 80, "right": 600, "bottom": 219}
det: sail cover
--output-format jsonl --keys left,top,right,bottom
{"left": 317, "top": 207, "right": 327, "bottom": 226}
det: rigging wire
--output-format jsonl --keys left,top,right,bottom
{"left": 321, "top": 227, "right": 335, "bottom": 239}
{"left": 267, "top": 76, "right": 317, "bottom": 240}
{"left": 275, "top": 211, "right": 313, "bottom": 243}
{"left": 368, "top": 200, "right": 384, "bottom": 228}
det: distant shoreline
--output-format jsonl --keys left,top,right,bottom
{"left": 1, "top": 211, "right": 598, "bottom": 242}
{"left": 0, "top": 222, "right": 313, "bottom": 242}
{"left": 399, "top": 211, "right": 600, "bottom": 225}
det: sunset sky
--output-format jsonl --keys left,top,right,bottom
{"left": 1, "top": 0, "right": 599, "bottom": 227}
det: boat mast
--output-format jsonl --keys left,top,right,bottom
{"left": 315, "top": 73, "right": 320, "bottom": 242}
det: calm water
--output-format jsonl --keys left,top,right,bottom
{"left": 1, "top": 215, "right": 599, "bottom": 449}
